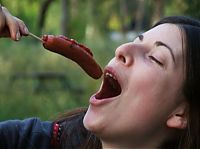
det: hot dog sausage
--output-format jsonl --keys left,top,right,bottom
{"left": 42, "top": 35, "right": 103, "bottom": 79}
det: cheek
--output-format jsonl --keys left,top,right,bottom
{"left": 123, "top": 67, "right": 174, "bottom": 120}
{"left": 127, "top": 66, "right": 166, "bottom": 97}
{"left": 129, "top": 68, "right": 184, "bottom": 120}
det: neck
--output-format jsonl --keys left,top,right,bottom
{"left": 100, "top": 132, "right": 165, "bottom": 149}
{"left": 101, "top": 140, "right": 159, "bottom": 149}
{"left": 99, "top": 125, "right": 168, "bottom": 149}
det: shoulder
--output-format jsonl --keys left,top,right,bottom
{"left": 0, "top": 117, "right": 53, "bottom": 149}
{"left": 0, "top": 117, "right": 52, "bottom": 135}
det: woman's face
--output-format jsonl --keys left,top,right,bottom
{"left": 83, "top": 24, "right": 185, "bottom": 147}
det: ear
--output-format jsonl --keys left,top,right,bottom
{"left": 166, "top": 102, "right": 188, "bottom": 129}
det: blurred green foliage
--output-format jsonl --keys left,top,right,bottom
{"left": 0, "top": 0, "right": 200, "bottom": 121}
{"left": 0, "top": 36, "right": 117, "bottom": 120}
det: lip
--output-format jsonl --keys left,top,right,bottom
{"left": 89, "top": 66, "right": 122, "bottom": 106}
{"left": 89, "top": 94, "right": 119, "bottom": 106}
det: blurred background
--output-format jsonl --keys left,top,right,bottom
{"left": 0, "top": 0, "right": 199, "bottom": 120}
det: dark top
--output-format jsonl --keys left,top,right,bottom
{"left": 0, "top": 118, "right": 52, "bottom": 149}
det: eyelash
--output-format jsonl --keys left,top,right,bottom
{"left": 149, "top": 55, "right": 164, "bottom": 66}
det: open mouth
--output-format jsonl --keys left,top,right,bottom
{"left": 95, "top": 69, "right": 122, "bottom": 99}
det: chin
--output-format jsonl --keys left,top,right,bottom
{"left": 83, "top": 109, "right": 91, "bottom": 130}
{"left": 83, "top": 66, "right": 122, "bottom": 134}
{"left": 83, "top": 106, "right": 105, "bottom": 134}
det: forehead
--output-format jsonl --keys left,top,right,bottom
{"left": 143, "top": 23, "right": 183, "bottom": 62}
{"left": 144, "top": 24, "right": 182, "bottom": 49}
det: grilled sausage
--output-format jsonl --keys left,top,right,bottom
{"left": 42, "top": 35, "right": 103, "bottom": 79}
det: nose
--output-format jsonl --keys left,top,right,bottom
{"left": 115, "top": 43, "right": 134, "bottom": 67}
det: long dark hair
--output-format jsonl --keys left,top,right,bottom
{"left": 52, "top": 108, "right": 102, "bottom": 149}
{"left": 54, "top": 16, "right": 200, "bottom": 149}
{"left": 153, "top": 16, "right": 200, "bottom": 149}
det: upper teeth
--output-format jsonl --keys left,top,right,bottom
{"left": 106, "top": 72, "right": 116, "bottom": 80}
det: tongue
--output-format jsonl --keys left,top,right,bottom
{"left": 95, "top": 76, "right": 121, "bottom": 99}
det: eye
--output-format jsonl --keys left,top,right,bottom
{"left": 133, "top": 36, "right": 140, "bottom": 43}
{"left": 149, "top": 56, "right": 164, "bottom": 66}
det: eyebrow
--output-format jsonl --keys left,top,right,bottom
{"left": 137, "top": 34, "right": 176, "bottom": 64}
{"left": 154, "top": 41, "right": 176, "bottom": 64}
{"left": 138, "top": 34, "right": 144, "bottom": 41}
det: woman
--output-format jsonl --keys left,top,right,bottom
{"left": 58, "top": 17, "right": 200, "bottom": 149}
{"left": 1, "top": 5, "right": 200, "bottom": 149}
